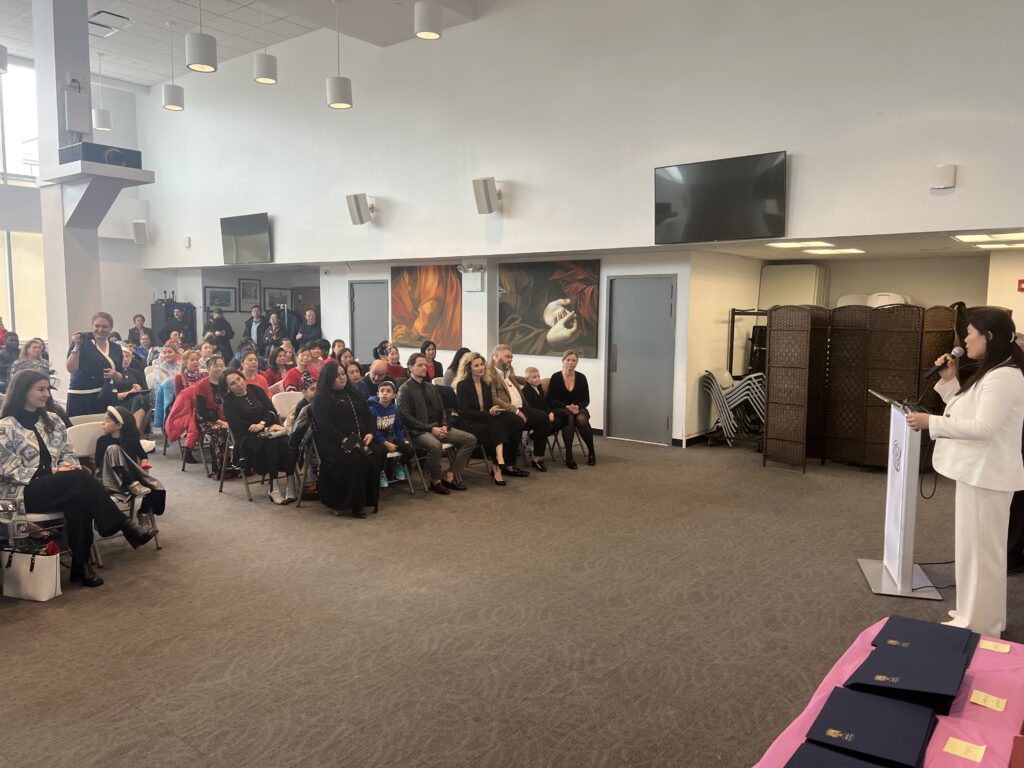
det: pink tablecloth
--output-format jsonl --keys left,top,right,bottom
{"left": 756, "top": 618, "right": 1024, "bottom": 767}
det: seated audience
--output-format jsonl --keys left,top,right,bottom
{"left": 311, "top": 361, "right": 384, "bottom": 518}
{"left": 197, "top": 341, "right": 217, "bottom": 370}
{"left": 261, "top": 311, "right": 289, "bottom": 357}
{"left": 368, "top": 380, "right": 414, "bottom": 486}
{"left": 202, "top": 307, "right": 235, "bottom": 359}
{"left": 194, "top": 355, "right": 229, "bottom": 478}
{"left": 520, "top": 366, "right": 565, "bottom": 472}
{"left": 487, "top": 344, "right": 545, "bottom": 477}
{"left": 385, "top": 344, "right": 406, "bottom": 379}
{"left": 127, "top": 313, "right": 153, "bottom": 347}
{"left": 397, "top": 352, "right": 477, "bottom": 495}
{"left": 96, "top": 405, "right": 166, "bottom": 517}
{"left": 422, "top": 339, "right": 444, "bottom": 380}
{"left": 116, "top": 346, "right": 151, "bottom": 433}
{"left": 136, "top": 333, "right": 155, "bottom": 366}
{"left": 338, "top": 347, "right": 358, "bottom": 371}
{"left": 282, "top": 348, "right": 320, "bottom": 392}
{"left": 222, "top": 369, "right": 297, "bottom": 504}
{"left": 313, "top": 339, "right": 331, "bottom": 368}
{"left": 0, "top": 371, "right": 155, "bottom": 587}
{"left": 238, "top": 351, "right": 272, "bottom": 398}
{"left": 455, "top": 352, "right": 522, "bottom": 486}
{"left": 263, "top": 344, "right": 294, "bottom": 392}
{"left": 10, "top": 337, "right": 52, "bottom": 379}
{"left": 357, "top": 360, "right": 394, "bottom": 399}
{"left": 547, "top": 349, "right": 596, "bottom": 468}
{"left": 66, "top": 312, "right": 126, "bottom": 417}
{"left": 150, "top": 345, "right": 181, "bottom": 430}
{"left": 294, "top": 308, "right": 324, "bottom": 345}
{"left": 174, "top": 350, "right": 208, "bottom": 395}
{"left": 444, "top": 347, "right": 470, "bottom": 387}
{"left": 330, "top": 339, "right": 346, "bottom": 360}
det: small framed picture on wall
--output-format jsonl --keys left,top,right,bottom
{"left": 204, "top": 286, "right": 237, "bottom": 313}
{"left": 238, "top": 278, "right": 261, "bottom": 308}
{"left": 264, "top": 287, "right": 292, "bottom": 310}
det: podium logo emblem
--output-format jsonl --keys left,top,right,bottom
{"left": 892, "top": 439, "right": 902, "bottom": 472}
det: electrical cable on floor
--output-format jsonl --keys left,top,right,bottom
{"left": 919, "top": 436, "right": 939, "bottom": 500}
{"left": 917, "top": 560, "right": 954, "bottom": 565}
{"left": 914, "top": 583, "right": 955, "bottom": 591}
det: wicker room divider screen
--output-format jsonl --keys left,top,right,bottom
{"left": 763, "top": 305, "right": 829, "bottom": 471}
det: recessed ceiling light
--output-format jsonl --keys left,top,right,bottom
{"left": 979, "top": 243, "right": 1024, "bottom": 249}
{"left": 766, "top": 241, "right": 833, "bottom": 249}
{"left": 953, "top": 232, "right": 1024, "bottom": 243}
{"left": 803, "top": 248, "right": 865, "bottom": 255}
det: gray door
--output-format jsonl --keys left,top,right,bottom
{"left": 350, "top": 281, "right": 389, "bottom": 364}
{"left": 606, "top": 276, "right": 676, "bottom": 444}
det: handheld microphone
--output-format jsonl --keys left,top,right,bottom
{"left": 924, "top": 346, "right": 964, "bottom": 378}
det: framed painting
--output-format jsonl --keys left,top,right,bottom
{"left": 204, "top": 286, "right": 237, "bottom": 313}
{"left": 264, "top": 287, "right": 293, "bottom": 310}
{"left": 238, "top": 278, "right": 261, "bottom": 308}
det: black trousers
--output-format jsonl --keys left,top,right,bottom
{"left": 1008, "top": 490, "right": 1024, "bottom": 568}
{"left": 505, "top": 407, "right": 548, "bottom": 464}
{"left": 23, "top": 469, "right": 127, "bottom": 567}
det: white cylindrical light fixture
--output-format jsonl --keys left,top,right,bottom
{"left": 163, "top": 83, "right": 185, "bottom": 111}
{"left": 326, "top": 76, "right": 352, "bottom": 109}
{"left": 0, "top": 44, "right": 8, "bottom": 75}
{"left": 253, "top": 52, "right": 277, "bottom": 84}
{"left": 414, "top": 0, "right": 442, "bottom": 39}
{"left": 92, "top": 108, "right": 112, "bottom": 131}
{"left": 186, "top": 30, "right": 217, "bottom": 72}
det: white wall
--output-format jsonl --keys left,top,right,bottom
{"left": 0, "top": 186, "right": 41, "bottom": 232}
{"left": 136, "top": 0, "right": 1024, "bottom": 272}
{"left": 686, "top": 251, "right": 764, "bottom": 437}
{"left": 985, "top": 253, "right": 1024, "bottom": 316}
{"left": 823, "top": 255, "right": 989, "bottom": 308}
{"left": 199, "top": 265, "right": 320, "bottom": 341}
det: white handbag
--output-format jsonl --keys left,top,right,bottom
{"left": 2, "top": 549, "right": 62, "bottom": 602}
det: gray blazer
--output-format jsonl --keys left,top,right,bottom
{"left": 0, "top": 415, "right": 78, "bottom": 502}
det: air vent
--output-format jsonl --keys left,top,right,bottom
{"left": 89, "top": 10, "right": 132, "bottom": 38}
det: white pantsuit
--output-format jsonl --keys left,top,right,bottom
{"left": 930, "top": 366, "right": 1024, "bottom": 637}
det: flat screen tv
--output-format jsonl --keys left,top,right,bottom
{"left": 654, "top": 151, "right": 786, "bottom": 244}
{"left": 221, "top": 213, "right": 272, "bottom": 264}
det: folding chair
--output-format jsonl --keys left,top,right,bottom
{"left": 412, "top": 441, "right": 458, "bottom": 492}
{"left": 180, "top": 429, "right": 212, "bottom": 474}
{"left": 383, "top": 451, "right": 416, "bottom": 495}
{"left": 69, "top": 413, "right": 106, "bottom": 426}
{"left": 272, "top": 391, "right": 304, "bottom": 421}
{"left": 294, "top": 427, "right": 320, "bottom": 509}
{"left": 218, "top": 431, "right": 278, "bottom": 502}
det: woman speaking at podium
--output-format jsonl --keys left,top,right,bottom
{"left": 907, "top": 308, "right": 1024, "bottom": 637}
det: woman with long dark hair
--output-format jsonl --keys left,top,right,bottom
{"left": 195, "top": 355, "right": 229, "bottom": 479}
{"left": 907, "top": 307, "right": 1024, "bottom": 637}
{"left": 222, "top": 369, "right": 296, "bottom": 504}
{"left": 262, "top": 344, "right": 294, "bottom": 392}
{"left": 0, "top": 371, "right": 155, "bottom": 587}
{"left": 96, "top": 405, "right": 166, "bottom": 517}
{"left": 311, "top": 361, "right": 384, "bottom": 518}
{"left": 421, "top": 339, "right": 444, "bottom": 380}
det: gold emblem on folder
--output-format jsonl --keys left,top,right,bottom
{"left": 885, "top": 639, "right": 910, "bottom": 648}
{"left": 825, "top": 728, "right": 855, "bottom": 743}
{"left": 873, "top": 674, "right": 900, "bottom": 683}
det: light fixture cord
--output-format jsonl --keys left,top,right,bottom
{"left": 169, "top": 24, "right": 175, "bottom": 83}
{"left": 97, "top": 54, "right": 103, "bottom": 108}
{"left": 198, "top": 0, "right": 203, "bottom": 34}
{"left": 336, "top": 1, "right": 341, "bottom": 76}
{"left": 262, "top": 8, "right": 267, "bottom": 53}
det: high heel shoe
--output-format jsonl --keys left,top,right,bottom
{"left": 491, "top": 471, "right": 507, "bottom": 487}
{"left": 587, "top": 454, "right": 596, "bottom": 466}
{"left": 565, "top": 458, "right": 578, "bottom": 470}
{"left": 70, "top": 563, "right": 104, "bottom": 588}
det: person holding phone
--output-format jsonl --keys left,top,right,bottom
{"left": 906, "top": 307, "right": 1024, "bottom": 636}
{"left": 65, "top": 312, "right": 125, "bottom": 417}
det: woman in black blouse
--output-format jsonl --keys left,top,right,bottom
{"left": 65, "top": 312, "right": 125, "bottom": 417}
{"left": 454, "top": 352, "right": 519, "bottom": 485}
{"left": 195, "top": 355, "right": 229, "bottom": 479}
{"left": 421, "top": 340, "right": 444, "bottom": 380}
{"left": 311, "top": 361, "right": 384, "bottom": 518}
{"left": 546, "top": 349, "right": 595, "bottom": 468}
{"left": 222, "top": 369, "right": 296, "bottom": 504}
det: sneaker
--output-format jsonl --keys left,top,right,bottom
{"left": 394, "top": 465, "right": 407, "bottom": 481}
{"left": 379, "top": 471, "right": 390, "bottom": 488}
{"left": 127, "top": 481, "right": 151, "bottom": 497}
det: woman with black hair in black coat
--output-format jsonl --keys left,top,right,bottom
{"left": 311, "top": 361, "right": 385, "bottom": 518}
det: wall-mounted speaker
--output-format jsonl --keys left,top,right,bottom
{"left": 931, "top": 164, "right": 957, "bottom": 190}
{"left": 346, "top": 193, "right": 374, "bottom": 225}
{"left": 472, "top": 177, "right": 501, "bottom": 214}
{"left": 131, "top": 219, "right": 149, "bottom": 245}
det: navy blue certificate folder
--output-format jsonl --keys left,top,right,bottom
{"left": 806, "top": 687, "right": 935, "bottom": 768}
{"left": 784, "top": 742, "right": 886, "bottom": 767}
{"left": 845, "top": 645, "right": 968, "bottom": 715}
{"left": 873, "top": 615, "right": 979, "bottom": 662}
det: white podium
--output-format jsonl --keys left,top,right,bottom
{"left": 857, "top": 398, "right": 942, "bottom": 600}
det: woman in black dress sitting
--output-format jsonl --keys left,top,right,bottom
{"left": 311, "top": 361, "right": 384, "bottom": 519}
{"left": 0, "top": 371, "right": 155, "bottom": 587}
{"left": 454, "top": 352, "right": 521, "bottom": 485}
{"left": 221, "top": 369, "right": 296, "bottom": 504}
{"left": 546, "top": 349, "right": 595, "bottom": 468}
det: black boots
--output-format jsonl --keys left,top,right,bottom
{"left": 122, "top": 520, "right": 157, "bottom": 549}
{"left": 70, "top": 562, "right": 104, "bottom": 587}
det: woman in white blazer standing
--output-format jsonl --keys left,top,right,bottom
{"left": 907, "top": 307, "right": 1024, "bottom": 637}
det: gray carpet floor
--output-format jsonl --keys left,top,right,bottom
{"left": 1, "top": 437, "right": 1019, "bottom": 768}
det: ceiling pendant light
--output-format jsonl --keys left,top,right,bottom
{"left": 253, "top": 8, "right": 277, "bottom": 84}
{"left": 414, "top": 0, "right": 442, "bottom": 40}
{"left": 92, "top": 53, "right": 112, "bottom": 131}
{"left": 326, "top": 0, "right": 352, "bottom": 109}
{"left": 0, "top": 44, "right": 8, "bottom": 75}
{"left": 163, "top": 22, "right": 185, "bottom": 111}
{"left": 186, "top": 0, "right": 217, "bottom": 73}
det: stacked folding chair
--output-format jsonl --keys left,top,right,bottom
{"left": 700, "top": 368, "right": 766, "bottom": 446}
